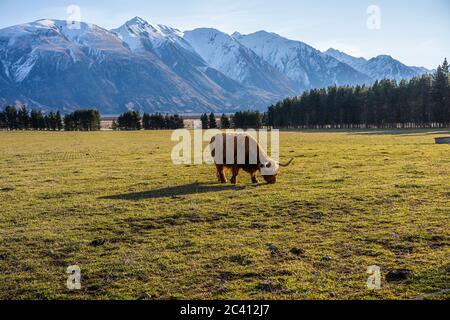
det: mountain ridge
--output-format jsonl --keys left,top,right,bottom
{"left": 183, "top": 27, "right": 298, "bottom": 96}
{"left": 324, "top": 48, "right": 430, "bottom": 82}
{"left": 0, "top": 17, "right": 431, "bottom": 113}
{"left": 233, "top": 31, "right": 374, "bottom": 90}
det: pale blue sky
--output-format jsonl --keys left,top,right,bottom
{"left": 0, "top": 0, "right": 448, "bottom": 69}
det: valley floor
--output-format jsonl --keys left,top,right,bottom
{"left": 0, "top": 130, "right": 449, "bottom": 299}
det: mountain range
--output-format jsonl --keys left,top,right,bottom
{"left": 0, "top": 17, "right": 430, "bottom": 114}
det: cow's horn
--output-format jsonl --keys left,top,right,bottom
{"left": 279, "top": 158, "right": 294, "bottom": 167}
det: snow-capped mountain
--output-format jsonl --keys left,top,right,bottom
{"left": 112, "top": 17, "right": 202, "bottom": 66}
{"left": 233, "top": 31, "right": 373, "bottom": 91}
{"left": 324, "top": 48, "right": 430, "bottom": 82}
{"left": 363, "top": 55, "right": 429, "bottom": 82}
{"left": 183, "top": 28, "right": 297, "bottom": 96}
{"left": 323, "top": 48, "right": 368, "bottom": 74}
{"left": 0, "top": 18, "right": 431, "bottom": 113}
{"left": 0, "top": 19, "right": 207, "bottom": 113}
{"left": 0, "top": 19, "right": 277, "bottom": 113}
{"left": 112, "top": 17, "right": 193, "bottom": 53}
{"left": 0, "top": 19, "right": 84, "bottom": 83}
{"left": 111, "top": 18, "right": 260, "bottom": 110}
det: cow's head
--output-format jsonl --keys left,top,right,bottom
{"left": 260, "top": 158, "right": 293, "bottom": 184}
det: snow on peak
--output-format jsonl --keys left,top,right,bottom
{"left": 372, "top": 54, "right": 395, "bottom": 62}
{"left": 235, "top": 30, "right": 288, "bottom": 43}
{"left": 112, "top": 17, "right": 192, "bottom": 52}
{"left": 231, "top": 31, "right": 242, "bottom": 39}
{"left": 34, "top": 19, "right": 91, "bottom": 38}
{"left": 237, "top": 31, "right": 377, "bottom": 89}
{"left": 236, "top": 30, "right": 314, "bottom": 59}
{"left": 326, "top": 49, "right": 428, "bottom": 82}
{"left": 324, "top": 48, "right": 368, "bottom": 72}
{"left": 235, "top": 31, "right": 317, "bottom": 86}
{"left": 184, "top": 28, "right": 235, "bottom": 50}
{"left": 127, "top": 16, "right": 147, "bottom": 25}
{"left": 183, "top": 28, "right": 250, "bottom": 82}
{"left": 30, "top": 19, "right": 125, "bottom": 53}
{"left": 36, "top": 19, "right": 57, "bottom": 28}
{"left": 0, "top": 19, "right": 130, "bottom": 83}
{"left": 0, "top": 20, "right": 84, "bottom": 82}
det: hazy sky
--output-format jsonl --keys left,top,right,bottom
{"left": 0, "top": 0, "right": 448, "bottom": 69}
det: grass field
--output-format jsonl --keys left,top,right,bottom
{"left": 0, "top": 130, "right": 449, "bottom": 300}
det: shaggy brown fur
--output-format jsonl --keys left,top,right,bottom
{"left": 210, "top": 133, "right": 292, "bottom": 184}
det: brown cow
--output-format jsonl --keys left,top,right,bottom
{"left": 210, "top": 133, "right": 293, "bottom": 184}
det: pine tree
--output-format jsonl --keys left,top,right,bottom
{"left": 431, "top": 58, "right": 450, "bottom": 124}
{"left": 117, "top": 111, "right": 141, "bottom": 130}
{"left": 4, "top": 106, "right": 18, "bottom": 130}
{"left": 142, "top": 113, "right": 151, "bottom": 130}
{"left": 47, "top": 112, "right": 55, "bottom": 130}
{"left": 44, "top": 114, "right": 51, "bottom": 130}
{"left": 30, "top": 109, "right": 44, "bottom": 130}
{"left": 55, "top": 111, "right": 63, "bottom": 131}
{"left": 172, "top": 114, "right": 184, "bottom": 129}
{"left": 209, "top": 113, "right": 217, "bottom": 129}
{"left": 397, "top": 80, "right": 409, "bottom": 125}
{"left": 38, "top": 112, "right": 46, "bottom": 130}
{"left": 220, "top": 114, "right": 231, "bottom": 129}
{"left": 0, "top": 110, "right": 6, "bottom": 129}
{"left": 156, "top": 113, "right": 165, "bottom": 129}
{"left": 17, "top": 105, "right": 30, "bottom": 130}
{"left": 200, "top": 113, "right": 209, "bottom": 129}
{"left": 90, "top": 110, "right": 101, "bottom": 131}
{"left": 146, "top": 113, "right": 166, "bottom": 129}
{"left": 63, "top": 110, "right": 101, "bottom": 131}
{"left": 232, "top": 111, "right": 263, "bottom": 129}
{"left": 164, "top": 114, "right": 171, "bottom": 129}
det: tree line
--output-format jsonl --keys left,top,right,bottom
{"left": 0, "top": 106, "right": 100, "bottom": 131}
{"left": 113, "top": 111, "right": 185, "bottom": 130}
{"left": 0, "top": 105, "right": 63, "bottom": 131}
{"left": 200, "top": 112, "right": 263, "bottom": 129}
{"left": 63, "top": 110, "right": 101, "bottom": 131}
{"left": 115, "top": 111, "right": 265, "bottom": 131}
{"left": 267, "top": 59, "right": 450, "bottom": 129}
{"left": 0, "top": 107, "right": 266, "bottom": 131}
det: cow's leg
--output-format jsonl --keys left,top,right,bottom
{"left": 250, "top": 171, "right": 259, "bottom": 184}
{"left": 231, "top": 167, "right": 240, "bottom": 185}
{"left": 216, "top": 165, "right": 228, "bottom": 183}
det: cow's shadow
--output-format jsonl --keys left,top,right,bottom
{"left": 100, "top": 182, "right": 244, "bottom": 200}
